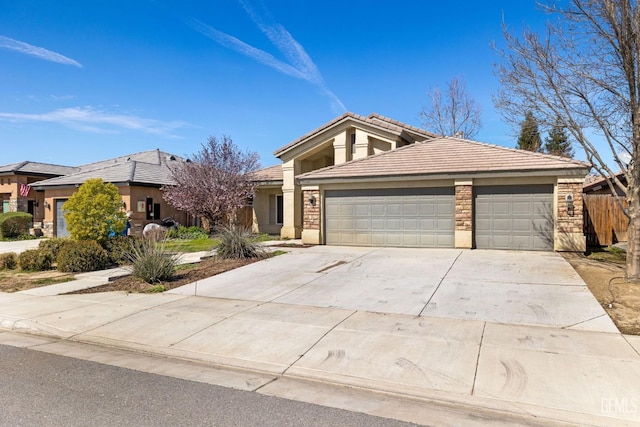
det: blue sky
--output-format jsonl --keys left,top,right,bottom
{"left": 1, "top": 1, "right": 560, "bottom": 168}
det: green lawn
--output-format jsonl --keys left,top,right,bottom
{"left": 163, "top": 237, "right": 219, "bottom": 252}
{"left": 161, "top": 233, "right": 280, "bottom": 253}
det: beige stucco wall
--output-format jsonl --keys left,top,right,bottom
{"left": 0, "top": 174, "right": 46, "bottom": 223}
{"left": 252, "top": 186, "right": 283, "bottom": 235}
{"left": 41, "top": 185, "right": 190, "bottom": 238}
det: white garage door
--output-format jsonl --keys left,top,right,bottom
{"left": 324, "top": 188, "right": 455, "bottom": 247}
{"left": 474, "top": 185, "right": 554, "bottom": 250}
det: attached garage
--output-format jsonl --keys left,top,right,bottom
{"left": 474, "top": 185, "right": 554, "bottom": 251}
{"left": 324, "top": 188, "right": 454, "bottom": 248}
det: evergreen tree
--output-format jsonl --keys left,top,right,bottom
{"left": 545, "top": 117, "right": 573, "bottom": 157}
{"left": 516, "top": 111, "right": 543, "bottom": 152}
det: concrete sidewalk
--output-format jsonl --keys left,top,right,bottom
{"left": 1, "top": 289, "right": 639, "bottom": 426}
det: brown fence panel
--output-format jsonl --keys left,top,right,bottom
{"left": 583, "top": 194, "right": 629, "bottom": 246}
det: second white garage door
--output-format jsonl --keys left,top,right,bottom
{"left": 324, "top": 188, "right": 455, "bottom": 247}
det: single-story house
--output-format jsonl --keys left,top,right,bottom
{"left": 1, "top": 149, "right": 192, "bottom": 238}
{"left": 250, "top": 112, "right": 590, "bottom": 251}
{"left": 0, "top": 161, "right": 77, "bottom": 223}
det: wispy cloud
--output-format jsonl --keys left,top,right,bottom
{"left": 0, "top": 35, "right": 82, "bottom": 67}
{"left": 189, "top": 1, "right": 346, "bottom": 113}
{"left": 0, "top": 107, "right": 187, "bottom": 137}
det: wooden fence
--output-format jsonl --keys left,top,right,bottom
{"left": 583, "top": 194, "right": 629, "bottom": 246}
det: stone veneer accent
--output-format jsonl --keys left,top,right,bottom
{"left": 303, "top": 189, "right": 320, "bottom": 230}
{"left": 455, "top": 185, "right": 473, "bottom": 232}
{"left": 557, "top": 182, "right": 584, "bottom": 234}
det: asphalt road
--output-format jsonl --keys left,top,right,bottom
{"left": 0, "top": 344, "right": 420, "bottom": 427}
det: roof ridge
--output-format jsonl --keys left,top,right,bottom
{"left": 444, "top": 136, "right": 590, "bottom": 167}
{"left": 129, "top": 160, "right": 137, "bottom": 182}
{"left": 367, "top": 113, "right": 438, "bottom": 138}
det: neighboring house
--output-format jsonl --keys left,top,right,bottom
{"left": 0, "top": 161, "right": 77, "bottom": 224}
{"left": 250, "top": 112, "right": 590, "bottom": 251}
{"left": 0, "top": 150, "right": 192, "bottom": 238}
{"left": 583, "top": 173, "right": 626, "bottom": 196}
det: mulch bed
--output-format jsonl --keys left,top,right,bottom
{"left": 66, "top": 256, "right": 260, "bottom": 294}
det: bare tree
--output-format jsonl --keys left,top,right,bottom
{"left": 419, "top": 76, "right": 482, "bottom": 139}
{"left": 163, "top": 136, "right": 260, "bottom": 232}
{"left": 494, "top": 0, "right": 640, "bottom": 280}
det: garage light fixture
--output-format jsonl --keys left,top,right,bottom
{"left": 565, "top": 194, "right": 574, "bottom": 216}
{"left": 308, "top": 194, "right": 317, "bottom": 206}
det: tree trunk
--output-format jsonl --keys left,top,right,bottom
{"left": 626, "top": 193, "right": 640, "bottom": 283}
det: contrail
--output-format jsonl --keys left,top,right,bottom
{"left": 189, "top": 1, "right": 346, "bottom": 113}
{"left": 0, "top": 35, "right": 82, "bottom": 67}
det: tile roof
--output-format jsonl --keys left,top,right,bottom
{"left": 273, "top": 112, "right": 437, "bottom": 157}
{"left": 298, "top": 137, "right": 591, "bottom": 182}
{"left": 249, "top": 164, "right": 283, "bottom": 183}
{"left": 0, "top": 161, "right": 78, "bottom": 176}
{"left": 32, "top": 149, "right": 182, "bottom": 188}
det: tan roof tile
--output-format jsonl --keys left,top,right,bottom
{"left": 298, "top": 137, "right": 590, "bottom": 182}
{"left": 249, "top": 164, "right": 283, "bottom": 182}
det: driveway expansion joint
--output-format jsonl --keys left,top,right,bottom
{"left": 470, "top": 322, "right": 486, "bottom": 396}
{"left": 282, "top": 310, "right": 358, "bottom": 376}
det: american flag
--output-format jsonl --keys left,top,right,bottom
{"left": 19, "top": 183, "right": 31, "bottom": 197}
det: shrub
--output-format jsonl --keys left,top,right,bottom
{"left": 18, "top": 249, "right": 53, "bottom": 271}
{"left": 126, "top": 238, "right": 179, "bottom": 283}
{"left": 0, "top": 212, "right": 32, "bottom": 239}
{"left": 63, "top": 178, "right": 127, "bottom": 244}
{"left": 38, "top": 238, "right": 72, "bottom": 260}
{"left": 215, "top": 225, "right": 265, "bottom": 259}
{"left": 0, "top": 252, "right": 18, "bottom": 270}
{"left": 166, "top": 225, "right": 209, "bottom": 240}
{"left": 57, "top": 240, "right": 109, "bottom": 273}
{"left": 102, "top": 235, "right": 137, "bottom": 266}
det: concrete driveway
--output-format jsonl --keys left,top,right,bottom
{"left": 168, "top": 246, "right": 617, "bottom": 333}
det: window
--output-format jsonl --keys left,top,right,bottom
{"left": 350, "top": 132, "right": 356, "bottom": 154}
{"left": 276, "top": 194, "right": 283, "bottom": 225}
{"left": 270, "top": 194, "right": 284, "bottom": 225}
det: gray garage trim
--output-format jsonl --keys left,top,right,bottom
{"left": 474, "top": 185, "right": 553, "bottom": 251}
{"left": 324, "top": 188, "right": 455, "bottom": 248}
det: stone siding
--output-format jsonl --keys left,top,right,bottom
{"left": 557, "top": 182, "right": 584, "bottom": 234}
{"left": 455, "top": 185, "right": 473, "bottom": 232}
{"left": 303, "top": 189, "right": 320, "bottom": 230}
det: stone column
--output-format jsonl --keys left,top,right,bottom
{"left": 454, "top": 180, "right": 473, "bottom": 248}
{"left": 555, "top": 178, "right": 586, "bottom": 251}
{"left": 301, "top": 187, "right": 321, "bottom": 244}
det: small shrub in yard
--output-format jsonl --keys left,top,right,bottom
{"left": 103, "top": 235, "right": 138, "bottom": 265}
{"left": 215, "top": 225, "right": 265, "bottom": 260}
{"left": 38, "top": 238, "right": 72, "bottom": 260}
{"left": 18, "top": 249, "right": 53, "bottom": 271}
{"left": 126, "top": 238, "right": 179, "bottom": 284}
{"left": 167, "top": 225, "right": 209, "bottom": 240}
{"left": 57, "top": 240, "right": 109, "bottom": 273}
{"left": 0, "top": 252, "right": 18, "bottom": 270}
{"left": 0, "top": 212, "right": 32, "bottom": 239}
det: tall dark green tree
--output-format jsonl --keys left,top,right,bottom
{"left": 516, "top": 111, "right": 543, "bottom": 152}
{"left": 545, "top": 118, "right": 573, "bottom": 158}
